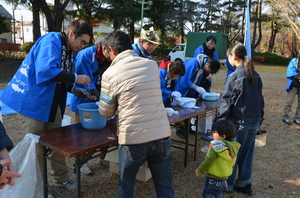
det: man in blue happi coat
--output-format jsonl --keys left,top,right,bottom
{"left": 174, "top": 54, "right": 220, "bottom": 139}
{"left": 1, "top": 20, "right": 93, "bottom": 192}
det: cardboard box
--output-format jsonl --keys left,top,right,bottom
{"left": 105, "top": 147, "right": 152, "bottom": 182}
{"left": 198, "top": 112, "right": 214, "bottom": 133}
{"left": 62, "top": 115, "right": 72, "bottom": 127}
{"left": 109, "top": 161, "right": 152, "bottom": 182}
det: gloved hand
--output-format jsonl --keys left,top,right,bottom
{"left": 196, "top": 87, "right": 206, "bottom": 95}
{"left": 90, "top": 89, "right": 100, "bottom": 101}
{"left": 171, "top": 91, "right": 181, "bottom": 99}
{"left": 165, "top": 108, "right": 179, "bottom": 116}
{"left": 71, "top": 86, "right": 90, "bottom": 100}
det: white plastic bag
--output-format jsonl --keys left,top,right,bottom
{"left": 175, "top": 97, "right": 198, "bottom": 108}
{"left": 0, "top": 134, "right": 43, "bottom": 198}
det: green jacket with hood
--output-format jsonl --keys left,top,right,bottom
{"left": 195, "top": 139, "right": 240, "bottom": 179}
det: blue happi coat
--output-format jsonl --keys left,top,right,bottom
{"left": 159, "top": 68, "right": 179, "bottom": 103}
{"left": 1, "top": 32, "right": 68, "bottom": 122}
{"left": 193, "top": 44, "right": 219, "bottom": 60}
{"left": 70, "top": 46, "right": 98, "bottom": 113}
{"left": 175, "top": 57, "right": 208, "bottom": 97}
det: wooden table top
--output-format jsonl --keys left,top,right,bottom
{"left": 34, "top": 98, "right": 220, "bottom": 158}
{"left": 34, "top": 118, "right": 118, "bottom": 158}
{"left": 167, "top": 98, "right": 221, "bottom": 124}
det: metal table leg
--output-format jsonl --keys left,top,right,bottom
{"left": 194, "top": 115, "right": 199, "bottom": 161}
{"left": 75, "top": 156, "right": 81, "bottom": 198}
{"left": 184, "top": 118, "right": 191, "bottom": 167}
{"left": 43, "top": 146, "right": 48, "bottom": 198}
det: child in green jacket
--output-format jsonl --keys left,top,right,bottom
{"left": 195, "top": 120, "right": 240, "bottom": 198}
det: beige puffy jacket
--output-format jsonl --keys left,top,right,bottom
{"left": 99, "top": 50, "right": 171, "bottom": 145}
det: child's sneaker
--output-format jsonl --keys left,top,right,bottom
{"left": 282, "top": 119, "right": 291, "bottom": 125}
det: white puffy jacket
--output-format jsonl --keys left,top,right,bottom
{"left": 99, "top": 50, "right": 171, "bottom": 145}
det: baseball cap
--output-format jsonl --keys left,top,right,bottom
{"left": 140, "top": 30, "right": 160, "bottom": 45}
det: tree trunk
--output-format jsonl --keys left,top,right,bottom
{"left": 251, "top": 0, "right": 257, "bottom": 50}
{"left": 40, "top": 0, "right": 54, "bottom": 32}
{"left": 129, "top": 19, "right": 135, "bottom": 43}
{"left": 251, "top": 0, "right": 262, "bottom": 55}
{"left": 241, "top": 0, "right": 246, "bottom": 36}
{"left": 31, "top": 0, "right": 41, "bottom": 41}
{"left": 291, "top": 32, "right": 298, "bottom": 57}
{"left": 253, "top": 0, "right": 262, "bottom": 52}
{"left": 179, "top": 0, "right": 184, "bottom": 43}
{"left": 267, "top": 21, "right": 277, "bottom": 53}
{"left": 40, "top": 0, "right": 70, "bottom": 32}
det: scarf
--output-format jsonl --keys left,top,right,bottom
{"left": 203, "top": 42, "right": 215, "bottom": 59}
{"left": 137, "top": 41, "right": 152, "bottom": 59}
{"left": 96, "top": 42, "right": 103, "bottom": 60}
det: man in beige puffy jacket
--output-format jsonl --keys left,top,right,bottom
{"left": 99, "top": 30, "right": 174, "bottom": 198}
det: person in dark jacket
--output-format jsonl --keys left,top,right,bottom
{"left": 216, "top": 43, "right": 264, "bottom": 196}
{"left": 0, "top": 121, "right": 21, "bottom": 189}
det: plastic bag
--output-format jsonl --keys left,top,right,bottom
{"left": 0, "top": 134, "right": 43, "bottom": 198}
{"left": 175, "top": 97, "right": 197, "bottom": 108}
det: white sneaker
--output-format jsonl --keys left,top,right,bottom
{"left": 98, "top": 159, "right": 110, "bottom": 167}
{"left": 80, "top": 163, "right": 92, "bottom": 175}
{"left": 53, "top": 179, "right": 76, "bottom": 191}
{"left": 48, "top": 193, "right": 54, "bottom": 198}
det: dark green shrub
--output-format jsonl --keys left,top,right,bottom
{"left": 253, "top": 52, "right": 291, "bottom": 65}
{"left": 21, "top": 42, "right": 35, "bottom": 53}
{"left": 153, "top": 48, "right": 170, "bottom": 59}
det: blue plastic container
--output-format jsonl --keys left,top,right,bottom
{"left": 76, "top": 102, "right": 107, "bottom": 130}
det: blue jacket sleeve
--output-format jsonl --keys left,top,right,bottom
{"left": 74, "top": 46, "right": 97, "bottom": 90}
{"left": 160, "top": 69, "right": 172, "bottom": 103}
{"left": 286, "top": 58, "right": 298, "bottom": 90}
{"left": 132, "top": 44, "right": 140, "bottom": 56}
{"left": 193, "top": 45, "right": 204, "bottom": 57}
{"left": 213, "top": 51, "right": 219, "bottom": 60}
{"left": 0, "top": 121, "right": 13, "bottom": 151}
{"left": 176, "top": 58, "right": 198, "bottom": 96}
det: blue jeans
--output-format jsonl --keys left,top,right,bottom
{"left": 117, "top": 137, "right": 174, "bottom": 198}
{"left": 227, "top": 123, "right": 259, "bottom": 191}
{"left": 202, "top": 177, "right": 226, "bottom": 198}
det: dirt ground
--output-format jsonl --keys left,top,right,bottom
{"left": 0, "top": 61, "right": 300, "bottom": 198}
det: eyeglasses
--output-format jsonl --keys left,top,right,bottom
{"left": 79, "top": 38, "right": 89, "bottom": 48}
{"left": 206, "top": 41, "right": 215, "bottom": 47}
